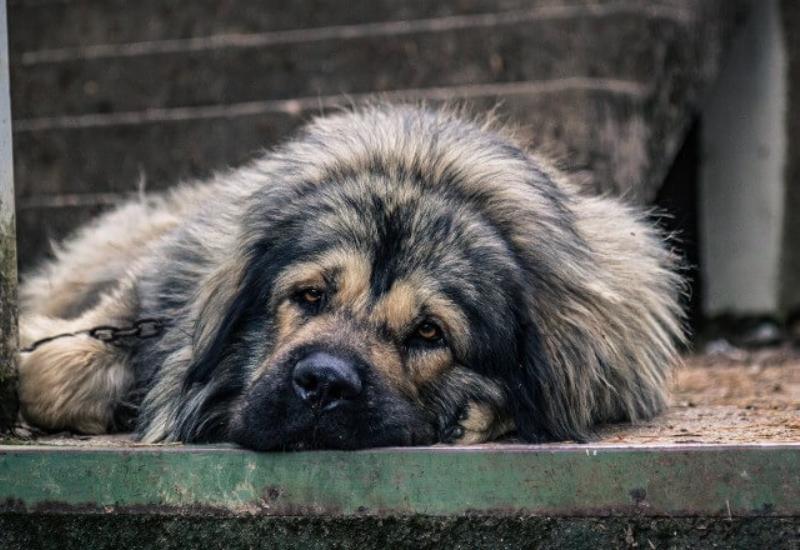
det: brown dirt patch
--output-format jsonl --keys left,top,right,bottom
{"left": 598, "top": 346, "right": 800, "bottom": 444}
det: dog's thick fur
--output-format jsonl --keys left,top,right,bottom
{"left": 17, "top": 105, "right": 684, "bottom": 449}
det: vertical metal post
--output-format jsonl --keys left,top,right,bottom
{"left": 0, "top": 0, "right": 17, "bottom": 432}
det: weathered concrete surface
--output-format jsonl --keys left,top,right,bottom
{"left": 0, "top": 0, "right": 18, "bottom": 432}
{"left": 0, "top": 212, "right": 14, "bottom": 432}
{"left": 10, "top": 10, "right": 705, "bottom": 118}
{"left": 11, "top": 86, "right": 641, "bottom": 198}
{"left": 2, "top": 515, "right": 798, "bottom": 549}
{"left": 700, "top": 0, "right": 787, "bottom": 317}
{"left": 8, "top": 0, "right": 750, "bottom": 270}
{"left": 1, "top": 443, "right": 798, "bottom": 548}
{"left": 10, "top": 88, "right": 650, "bottom": 270}
{"left": 9, "top": 0, "right": 536, "bottom": 52}
{"left": 1, "top": 444, "right": 798, "bottom": 516}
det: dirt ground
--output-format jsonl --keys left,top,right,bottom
{"left": 6, "top": 346, "right": 800, "bottom": 448}
{"left": 598, "top": 345, "right": 800, "bottom": 444}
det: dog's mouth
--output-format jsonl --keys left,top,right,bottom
{"left": 228, "top": 349, "right": 437, "bottom": 451}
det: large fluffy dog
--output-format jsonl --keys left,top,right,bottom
{"left": 17, "top": 105, "right": 684, "bottom": 450}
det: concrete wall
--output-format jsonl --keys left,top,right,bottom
{"left": 699, "top": 0, "right": 786, "bottom": 316}
{"left": 8, "top": 0, "right": 746, "bottom": 272}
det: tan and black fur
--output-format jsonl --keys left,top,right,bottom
{"left": 17, "top": 105, "right": 685, "bottom": 449}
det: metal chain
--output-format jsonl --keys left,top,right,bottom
{"left": 20, "top": 318, "right": 167, "bottom": 353}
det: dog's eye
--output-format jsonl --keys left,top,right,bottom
{"left": 406, "top": 321, "right": 446, "bottom": 350}
{"left": 294, "top": 288, "right": 325, "bottom": 312}
{"left": 415, "top": 321, "right": 443, "bottom": 343}
{"left": 302, "top": 288, "right": 324, "bottom": 304}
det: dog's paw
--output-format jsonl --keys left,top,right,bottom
{"left": 17, "top": 328, "right": 130, "bottom": 435}
{"left": 439, "top": 401, "right": 510, "bottom": 445}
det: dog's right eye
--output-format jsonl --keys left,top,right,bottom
{"left": 302, "top": 289, "right": 323, "bottom": 304}
{"left": 416, "top": 322, "right": 442, "bottom": 342}
{"left": 293, "top": 288, "right": 325, "bottom": 312}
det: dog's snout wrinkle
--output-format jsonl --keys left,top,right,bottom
{"left": 292, "top": 351, "right": 363, "bottom": 411}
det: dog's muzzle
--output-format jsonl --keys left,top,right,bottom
{"left": 230, "top": 345, "right": 436, "bottom": 451}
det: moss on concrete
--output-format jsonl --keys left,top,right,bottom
{"left": 0, "top": 212, "right": 18, "bottom": 433}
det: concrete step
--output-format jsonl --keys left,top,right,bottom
{"left": 14, "top": 87, "right": 653, "bottom": 270}
{"left": 1, "top": 443, "right": 798, "bottom": 548}
{"left": 10, "top": 0, "right": 533, "bottom": 51}
{"left": 13, "top": 86, "right": 643, "bottom": 199}
{"left": 12, "top": 8, "right": 693, "bottom": 119}
{"left": 8, "top": 0, "right": 749, "bottom": 270}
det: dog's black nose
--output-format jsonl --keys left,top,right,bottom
{"left": 292, "top": 352, "right": 363, "bottom": 410}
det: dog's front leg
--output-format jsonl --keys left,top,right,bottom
{"left": 17, "top": 283, "right": 139, "bottom": 434}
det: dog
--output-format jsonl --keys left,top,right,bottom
{"left": 17, "top": 104, "right": 685, "bottom": 450}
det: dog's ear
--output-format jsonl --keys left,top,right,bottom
{"left": 505, "top": 220, "right": 684, "bottom": 445}
{"left": 506, "top": 313, "right": 604, "bottom": 444}
{"left": 504, "top": 318, "right": 564, "bottom": 443}
{"left": 183, "top": 258, "right": 251, "bottom": 389}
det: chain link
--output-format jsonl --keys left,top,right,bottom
{"left": 20, "top": 318, "right": 167, "bottom": 353}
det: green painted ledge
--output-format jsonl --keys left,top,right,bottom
{"left": 1, "top": 443, "right": 798, "bottom": 517}
{"left": 1, "top": 443, "right": 799, "bottom": 549}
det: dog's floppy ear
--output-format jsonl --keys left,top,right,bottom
{"left": 183, "top": 257, "right": 251, "bottom": 389}
{"left": 508, "top": 305, "right": 615, "bottom": 444}
{"left": 503, "top": 194, "right": 685, "bottom": 444}
{"left": 504, "top": 317, "right": 576, "bottom": 443}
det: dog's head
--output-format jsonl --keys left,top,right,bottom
{"left": 194, "top": 172, "right": 527, "bottom": 450}
{"left": 173, "top": 106, "right": 682, "bottom": 450}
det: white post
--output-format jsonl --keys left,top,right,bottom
{"left": 699, "top": 0, "right": 787, "bottom": 317}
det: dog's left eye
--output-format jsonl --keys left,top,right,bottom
{"left": 409, "top": 321, "right": 445, "bottom": 347}
{"left": 406, "top": 321, "right": 446, "bottom": 351}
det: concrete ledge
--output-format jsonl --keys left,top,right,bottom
{"left": 3, "top": 443, "right": 799, "bottom": 548}
{"left": 2, "top": 443, "right": 798, "bottom": 517}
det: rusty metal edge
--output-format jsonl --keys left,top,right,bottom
{"left": 1, "top": 443, "right": 798, "bottom": 518}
